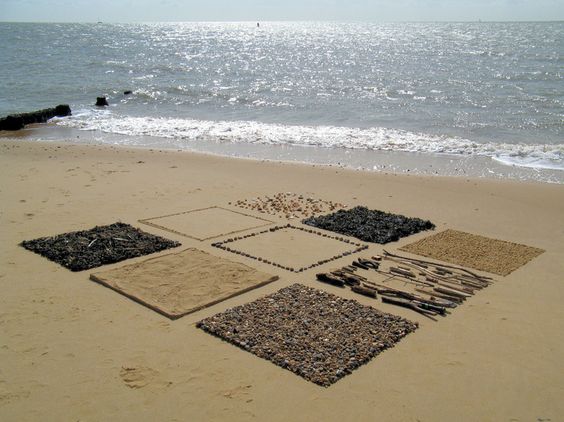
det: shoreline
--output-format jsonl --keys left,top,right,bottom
{"left": 1, "top": 134, "right": 561, "bottom": 189}
{"left": 3, "top": 123, "right": 563, "bottom": 185}
{"left": 1, "top": 137, "right": 563, "bottom": 421}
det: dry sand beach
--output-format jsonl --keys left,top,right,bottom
{"left": 1, "top": 137, "right": 564, "bottom": 421}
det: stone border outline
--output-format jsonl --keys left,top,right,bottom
{"left": 211, "top": 224, "right": 369, "bottom": 273}
{"left": 138, "top": 206, "right": 274, "bottom": 241}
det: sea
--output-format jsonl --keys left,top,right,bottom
{"left": 1, "top": 21, "right": 563, "bottom": 183}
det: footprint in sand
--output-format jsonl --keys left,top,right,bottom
{"left": 220, "top": 384, "right": 253, "bottom": 400}
{"left": 0, "top": 387, "right": 31, "bottom": 405}
{"left": 120, "top": 366, "right": 157, "bottom": 389}
{"left": 119, "top": 365, "right": 171, "bottom": 389}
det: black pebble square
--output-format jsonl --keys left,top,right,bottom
{"left": 21, "top": 222, "right": 180, "bottom": 271}
{"left": 303, "top": 206, "right": 434, "bottom": 244}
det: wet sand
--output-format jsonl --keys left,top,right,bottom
{"left": 1, "top": 138, "right": 563, "bottom": 421}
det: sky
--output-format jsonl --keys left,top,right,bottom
{"left": 0, "top": 0, "right": 563, "bottom": 22}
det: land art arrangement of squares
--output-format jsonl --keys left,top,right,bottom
{"left": 230, "top": 192, "right": 347, "bottom": 219}
{"left": 197, "top": 283, "right": 418, "bottom": 387}
{"left": 20, "top": 222, "right": 180, "bottom": 271}
{"left": 89, "top": 248, "right": 279, "bottom": 319}
{"left": 139, "top": 206, "right": 273, "bottom": 241}
{"left": 400, "top": 229, "right": 545, "bottom": 276}
{"left": 212, "top": 224, "right": 368, "bottom": 273}
{"left": 303, "top": 206, "right": 435, "bottom": 244}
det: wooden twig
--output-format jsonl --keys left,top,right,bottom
{"left": 316, "top": 273, "right": 345, "bottom": 287}
{"left": 434, "top": 286, "right": 471, "bottom": 299}
{"left": 351, "top": 284, "right": 377, "bottom": 298}
{"left": 383, "top": 250, "right": 493, "bottom": 282}
{"left": 381, "top": 296, "right": 438, "bottom": 320}
{"left": 390, "top": 267, "right": 416, "bottom": 278}
{"left": 414, "top": 288, "right": 460, "bottom": 306}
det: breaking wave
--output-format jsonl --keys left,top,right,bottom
{"left": 57, "top": 111, "right": 564, "bottom": 171}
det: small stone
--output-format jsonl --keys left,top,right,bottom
{"left": 95, "top": 96, "right": 109, "bottom": 106}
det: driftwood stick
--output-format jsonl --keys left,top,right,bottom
{"left": 383, "top": 250, "right": 493, "bottom": 282}
{"left": 352, "top": 260, "right": 370, "bottom": 270}
{"left": 415, "top": 288, "right": 460, "bottom": 306}
{"left": 370, "top": 283, "right": 449, "bottom": 309}
{"left": 351, "top": 284, "right": 378, "bottom": 298}
{"left": 436, "top": 281, "right": 475, "bottom": 295}
{"left": 413, "top": 300, "right": 447, "bottom": 315}
{"left": 339, "top": 266, "right": 356, "bottom": 275}
{"left": 316, "top": 273, "right": 345, "bottom": 287}
{"left": 453, "top": 274, "right": 490, "bottom": 287}
{"left": 386, "top": 255, "right": 483, "bottom": 287}
{"left": 358, "top": 258, "right": 380, "bottom": 269}
{"left": 375, "top": 269, "right": 435, "bottom": 287}
{"left": 381, "top": 296, "right": 438, "bottom": 320}
{"left": 386, "top": 256, "right": 458, "bottom": 283}
{"left": 390, "top": 267, "right": 416, "bottom": 278}
{"left": 330, "top": 271, "right": 366, "bottom": 286}
{"left": 335, "top": 269, "right": 366, "bottom": 281}
{"left": 434, "top": 286, "right": 471, "bottom": 299}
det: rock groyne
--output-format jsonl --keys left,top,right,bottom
{"left": 0, "top": 104, "right": 71, "bottom": 131}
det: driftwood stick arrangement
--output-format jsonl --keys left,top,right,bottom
{"left": 316, "top": 251, "right": 496, "bottom": 320}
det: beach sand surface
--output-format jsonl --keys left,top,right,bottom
{"left": 1, "top": 138, "right": 563, "bottom": 421}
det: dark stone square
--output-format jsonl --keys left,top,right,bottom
{"left": 303, "top": 206, "right": 435, "bottom": 244}
{"left": 21, "top": 222, "right": 180, "bottom": 271}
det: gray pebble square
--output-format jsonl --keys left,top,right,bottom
{"left": 197, "top": 283, "right": 418, "bottom": 387}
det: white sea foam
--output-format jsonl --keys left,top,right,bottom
{"left": 491, "top": 155, "right": 564, "bottom": 171}
{"left": 57, "top": 113, "right": 564, "bottom": 171}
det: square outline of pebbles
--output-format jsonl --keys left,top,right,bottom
{"left": 211, "top": 224, "right": 369, "bottom": 273}
{"left": 139, "top": 206, "right": 274, "bottom": 241}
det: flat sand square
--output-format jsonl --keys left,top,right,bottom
{"left": 20, "top": 222, "right": 180, "bottom": 271}
{"left": 213, "top": 225, "right": 368, "bottom": 272}
{"left": 400, "top": 229, "right": 545, "bottom": 276}
{"left": 139, "top": 207, "right": 272, "bottom": 241}
{"left": 90, "top": 248, "right": 279, "bottom": 319}
{"left": 197, "top": 283, "right": 418, "bottom": 387}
